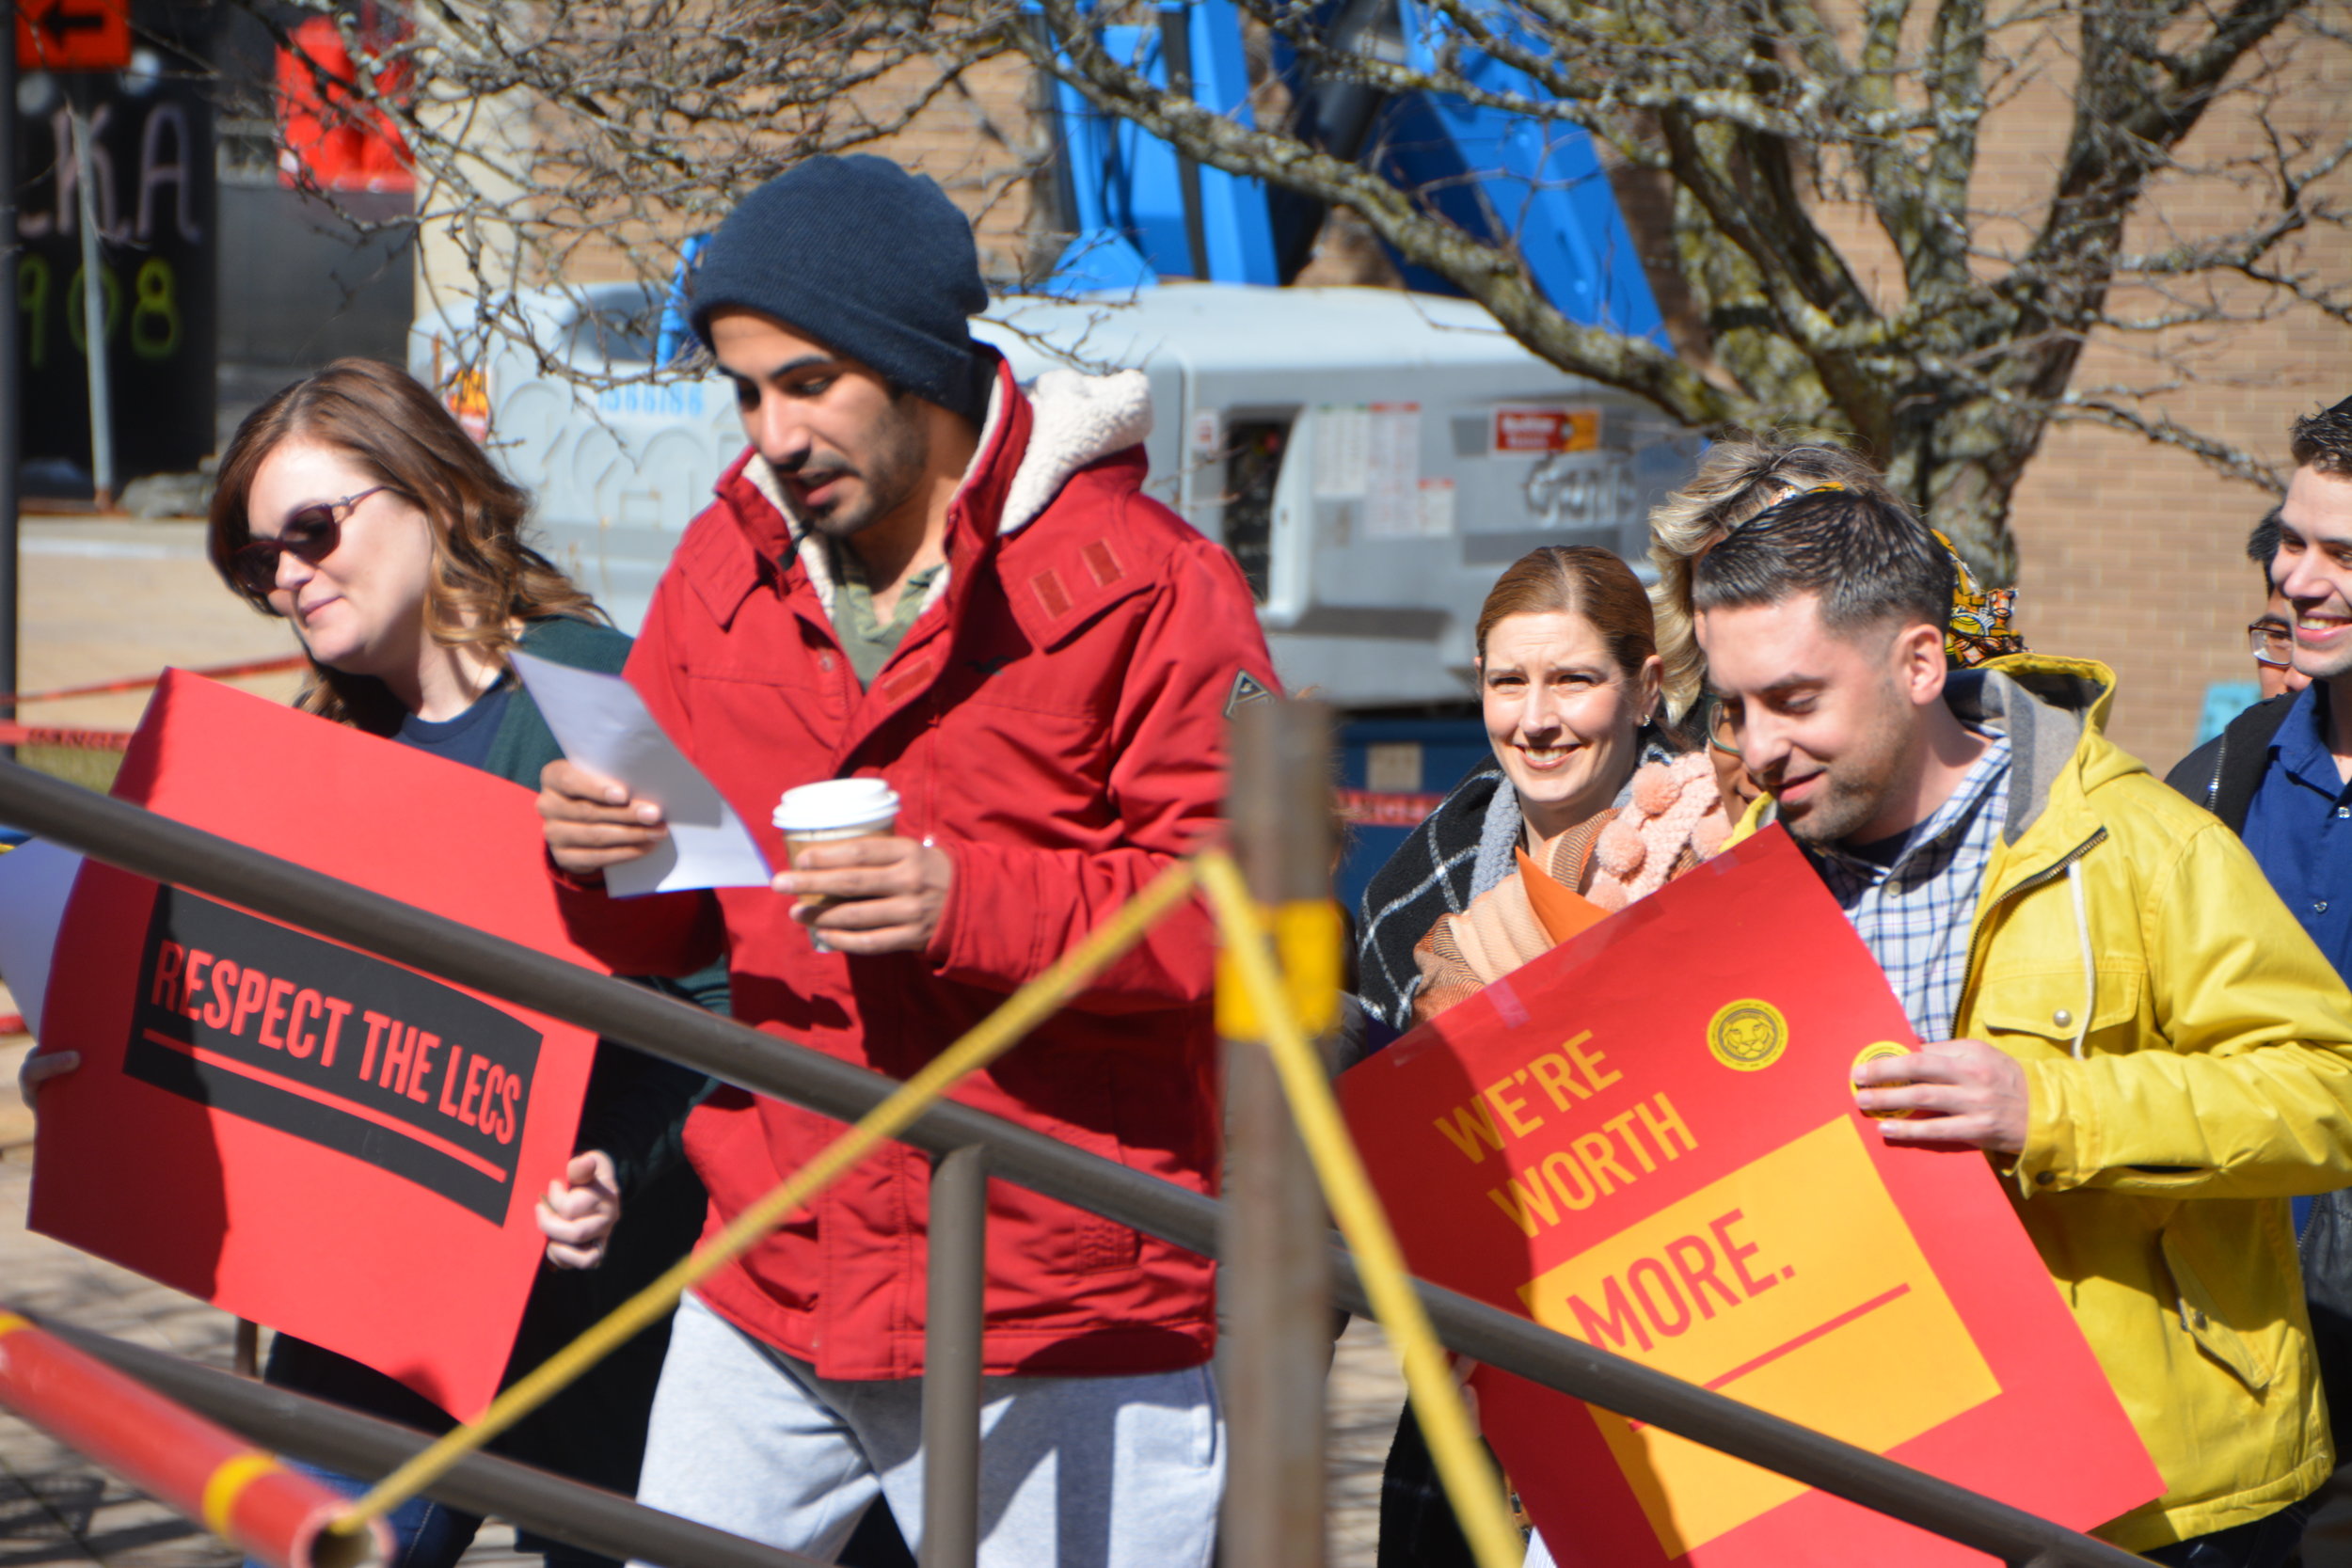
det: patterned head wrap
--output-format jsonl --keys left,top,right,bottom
{"left": 1933, "top": 529, "right": 2026, "bottom": 668}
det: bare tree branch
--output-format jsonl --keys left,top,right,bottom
{"left": 235, "top": 0, "right": 2349, "bottom": 585}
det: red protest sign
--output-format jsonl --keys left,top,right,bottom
{"left": 1340, "top": 829, "right": 2159, "bottom": 1565}
{"left": 16, "top": 0, "right": 131, "bottom": 71}
{"left": 28, "top": 673, "right": 603, "bottom": 1419}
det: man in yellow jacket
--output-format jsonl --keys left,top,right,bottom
{"left": 1695, "top": 483, "right": 2352, "bottom": 1565}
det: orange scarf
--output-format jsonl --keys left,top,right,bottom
{"left": 1514, "top": 847, "right": 1608, "bottom": 947}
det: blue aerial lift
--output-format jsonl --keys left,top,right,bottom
{"left": 1035, "top": 1, "right": 1669, "bottom": 920}
{"left": 1037, "top": 0, "right": 1662, "bottom": 342}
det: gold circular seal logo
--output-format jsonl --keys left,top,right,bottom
{"left": 1707, "top": 999, "right": 1788, "bottom": 1071}
{"left": 1851, "top": 1041, "right": 1916, "bottom": 1118}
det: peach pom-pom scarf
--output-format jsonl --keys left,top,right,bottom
{"left": 1585, "top": 752, "right": 1730, "bottom": 911}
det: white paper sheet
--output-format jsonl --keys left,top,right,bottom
{"left": 0, "top": 839, "right": 87, "bottom": 1037}
{"left": 1364, "top": 402, "right": 1424, "bottom": 538}
{"left": 1313, "top": 404, "right": 1370, "bottom": 499}
{"left": 510, "top": 651, "right": 772, "bottom": 896}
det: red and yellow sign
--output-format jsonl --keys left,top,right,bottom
{"left": 443, "top": 367, "right": 490, "bottom": 443}
{"left": 1339, "top": 829, "right": 2159, "bottom": 1565}
{"left": 1490, "top": 404, "right": 1600, "bottom": 455}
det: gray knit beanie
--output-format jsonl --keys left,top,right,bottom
{"left": 689, "top": 155, "right": 993, "bottom": 424}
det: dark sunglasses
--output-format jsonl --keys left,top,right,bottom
{"left": 229, "top": 486, "right": 392, "bottom": 597}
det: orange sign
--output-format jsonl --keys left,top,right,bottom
{"left": 1339, "top": 830, "right": 2159, "bottom": 1565}
{"left": 443, "top": 367, "right": 490, "bottom": 443}
{"left": 1537, "top": 1117, "right": 1999, "bottom": 1554}
{"left": 1491, "top": 404, "right": 1599, "bottom": 455}
{"left": 17, "top": 0, "right": 130, "bottom": 71}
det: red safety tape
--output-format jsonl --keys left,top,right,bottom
{"left": 0, "top": 654, "right": 307, "bottom": 708}
{"left": 0, "top": 723, "right": 134, "bottom": 752}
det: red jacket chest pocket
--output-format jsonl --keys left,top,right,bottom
{"left": 919, "top": 605, "right": 1141, "bottom": 847}
{"left": 677, "top": 604, "right": 856, "bottom": 837}
{"left": 686, "top": 599, "right": 851, "bottom": 721}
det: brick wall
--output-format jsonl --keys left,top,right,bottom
{"left": 1805, "top": 14, "right": 2352, "bottom": 768}
{"left": 525, "top": 50, "right": 1051, "bottom": 291}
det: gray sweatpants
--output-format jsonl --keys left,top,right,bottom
{"left": 633, "top": 1293, "right": 1224, "bottom": 1567}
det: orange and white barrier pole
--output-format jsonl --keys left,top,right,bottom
{"left": 0, "top": 1312, "right": 388, "bottom": 1568}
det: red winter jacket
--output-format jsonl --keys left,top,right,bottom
{"left": 555, "top": 358, "right": 1279, "bottom": 1379}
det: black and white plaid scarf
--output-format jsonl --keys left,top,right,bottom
{"left": 1354, "top": 764, "right": 1510, "bottom": 1034}
{"left": 1353, "top": 741, "right": 1677, "bottom": 1034}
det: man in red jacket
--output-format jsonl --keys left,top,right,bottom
{"left": 537, "top": 156, "right": 1276, "bottom": 1566}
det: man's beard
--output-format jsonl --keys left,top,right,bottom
{"left": 792, "top": 400, "right": 931, "bottom": 541}
{"left": 1771, "top": 694, "right": 1916, "bottom": 848}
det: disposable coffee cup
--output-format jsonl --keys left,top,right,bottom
{"left": 773, "top": 779, "right": 901, "bottom": 951}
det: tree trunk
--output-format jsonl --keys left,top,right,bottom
{"left": 1887, "top": 389, "right": 2044, "bottom": 588}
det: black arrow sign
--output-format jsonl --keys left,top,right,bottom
{"left": 33, "top": 1, "right": 116, "bottom": 40}
{"left": 36, "top": 5, "right": 108, "bottom": 40}
{"left": 20, "top": 0, "right": 131, "bottom": 71}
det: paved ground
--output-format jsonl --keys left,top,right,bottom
{"left": 0, "top": 514, "right": 1409, "bottom": 1564}
{"left": 1327, "top": 1316, "right": 1407, "bottom": 1566}
{"left": 14, "top": 518, "right": 306, "bottom": 736}
{"left": 0, "top": 1129, "right": 242, "bottom": 1568}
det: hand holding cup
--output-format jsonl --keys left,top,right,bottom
{"left": 771, "top": 780, "right": 950, "bottom": 956}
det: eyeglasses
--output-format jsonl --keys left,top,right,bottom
{"left": 228, "top": 486, "right": 391, "bottom": 597}
{"left": 2249, "top": 619, "right": 2294, "bottom": 668}
{"left": 1700, "top": 693, "right": 1742, "bottom": 758}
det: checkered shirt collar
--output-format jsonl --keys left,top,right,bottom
{"left": 1811, "top": 732, "right": 2011, "bottom": 893}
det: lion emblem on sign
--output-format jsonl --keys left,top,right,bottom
{"left": 1707, "top": 999, "right": 1788, "bottom": 1071}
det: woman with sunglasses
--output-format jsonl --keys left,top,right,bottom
{"left": 199, "top": 357, "right": 721, "bottom": 1568}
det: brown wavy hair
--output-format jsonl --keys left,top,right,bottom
{"left": 208, "top": 357, "right": 602, "bottom": 732}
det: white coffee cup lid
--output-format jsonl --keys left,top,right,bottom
{"left": 773, "top": 777, "right": 902, "bottom": 832}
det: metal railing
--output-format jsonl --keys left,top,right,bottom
{"left": 36, "top": 1317, "right": 827, "bottom": 1568}
{"left": 0, "top": 752, "right": 2150, "bottom": 1567}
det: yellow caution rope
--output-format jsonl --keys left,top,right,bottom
{"left": 332, "top": 855, "right": 1202, "bottom": 1534}
{"left": 1197, "top": 849, "right": 1524, "bottom": 1568}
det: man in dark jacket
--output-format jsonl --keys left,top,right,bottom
{"left": 536, "top": 157, "right": 1277, "bottom": 1567}
{"left": 2168, "top": 395, "right": 2352, "bottom": 1566}
{"left": 2168, "top": 511, "right": 2304, "bottom": 815}
{"left": 2246, "top": 512, "right": 2313, "bottom": 705}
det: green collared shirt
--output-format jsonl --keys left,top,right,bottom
{"left": 828, "top": 541, "right": 944, "bottom": 689}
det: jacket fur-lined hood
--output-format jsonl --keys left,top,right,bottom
{"left": 740, "top": 362, "right": 1153, "bottom": 619}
